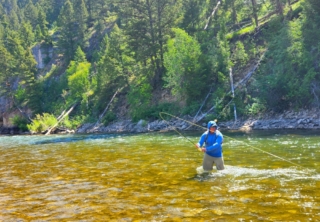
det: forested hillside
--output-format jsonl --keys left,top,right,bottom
{"left": 0, "top": 0, "right": 319, "bottom": 132}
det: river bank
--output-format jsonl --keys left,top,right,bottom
{"left": 1, "top": 109, "right": 320, "bottom": 135}
{"left": 76, "top": 108, "right": 320, "bottom": 133}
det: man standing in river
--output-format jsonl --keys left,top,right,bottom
{"left": 195, "top": 120, "right": 224, "bottom": 173}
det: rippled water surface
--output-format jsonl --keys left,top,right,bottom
{"left": 1, "top": 130, "right": 320, "bottom": 221}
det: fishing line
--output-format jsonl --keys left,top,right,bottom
{"left": 159, "top": 112, "right": 202, "bottom": 152}
{"left": 159, "top": 111, "right": 304, "bottom": 169}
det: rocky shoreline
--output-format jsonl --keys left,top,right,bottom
{"left": 76, "top": 109, "right": 320, "bottom": 134}
{"left": 1, "top": 109, "right": 320, "bottom": 135}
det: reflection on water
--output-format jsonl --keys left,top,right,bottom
{"left": 0, "top": 130, "right": 320, "bottom": 221}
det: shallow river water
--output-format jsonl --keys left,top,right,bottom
{"left": 0, "top": 129, "right": 320, "bottom": 221}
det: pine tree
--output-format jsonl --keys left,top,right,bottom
{"left": 23, "top": 0, "right": 38, "bottom": 28}
{"left": 73, "top": 0, "right": 88, "bottom": 47}
{"left": 120, "top": 0, "right": 183, "bottom": 89}
{"left": 0, "top": 44, "right": 15, "bottom": 97}
{"left": 37, "top": 9, "right": 49, "bottom": 40}
{"left": 9, "top": 10, "right": 20, "bottom": 30}
{"left": 57, "top": 0, "right": 77, "bottom": 61}
{"left": 74, "top": 46, "right": 87, "bottom": 63}
{"left": 96, "top": 25, "right": 132, "bottom": 107}
{"left": 181, "top": 0, "right": 209, "bottom": 35}
{"left": 35, "top": 24, "right": 43, "bottom": 42}
{"left": 19, "top": 22, "right": 35, "bottom": 48}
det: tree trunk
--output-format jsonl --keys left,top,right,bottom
{"left": 275, "top": 0, "right": 283, "bottom": 16}
{"left": 251, "top": 0, "right": 259, "bottom": 28}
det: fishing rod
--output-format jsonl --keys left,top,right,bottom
{"left": 159, "top": 112, "right": 202, "bottom": 152}
{"left": 159, "top": 111, "right": 304, "bottom": 169}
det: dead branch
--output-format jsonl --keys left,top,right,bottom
{"left": 204, "top": 1, "right": 221, "bottom": 30}
{"left": 192, "top": 51, "right": 267, "bottom": 123}
{"left": 45, "top": 102, "right": 78, "bottom": 135}
{"left": 91, "top": 88, "right": 121, "bottom": 130}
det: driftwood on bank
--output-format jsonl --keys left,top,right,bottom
{"left": 45, "top": 102, "right": 78, "bottom": 135}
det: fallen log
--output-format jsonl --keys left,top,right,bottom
{"left": 90, "top": 88, "right": 121, "bottom": 131}
{"left": 45, "top": 102, "right": 78, "bottom": 135}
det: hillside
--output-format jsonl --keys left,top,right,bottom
{"left": 0, "top": 0, "right": 320, "bottom": 134}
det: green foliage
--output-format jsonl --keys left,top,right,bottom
{"left": 2, "top": 0, "right": 320, "bottom": 127}
{"left": 27, "top": 113, "right": 57, "bottom": 133}
{"left": 14, "top": 86, "right": 26, "bottom": 105}
{"left": 10, "top": 115, "right": 29, "bottom": 131}
{"left": 164, "top": 28, "right": 203, "bottom": 104}
{"left": 74, "top": 46, "right": 87, "bottom": 63}
{"left": 57, "top": 0, "right": 77, "bottom": 61}
{"left": 245, "top": 98, "right": 266, "bottom": 116}
{"left": 181, "top": 102, "right": 201, "bottom": 116}
{"left": 127, "top": 78, "right": 153, "bottom": 122}
{"left": 130, "top": 100, "right": 179, "bottom": 122}
{"left": 19, "top": 22, "right": 35, "bottom": 47}
{"left": 66, "top": 61, "right": 92, "bottom": 110}
{"left": 60, "top": 115, "right": 87, "bottom": 130}
{"left": 256, "top": 16, "right": 319, "bottom": 110}
{"left": 102, "top": 111, "right": 117, "bottom": 125}
{"left": 231, "top": 41, "right": 249, "bottom": 71}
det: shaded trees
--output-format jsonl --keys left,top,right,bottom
{"left": 119, "top": 0, "right": 182, "bottom": 89}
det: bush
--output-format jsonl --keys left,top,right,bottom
{"left": 61, "top": 115, "right": 87, "bottom": 130}
{"left": 131, "top": 102, "right": 179, "bottom": 122}
{"left": 102, "top": 112, "right": 117, "bottom": 125}
{"left": 27, "top": 113, "right": 57, "bottom": 133}
{"left": 245, "top": 98, "right": 266, "bottom": 116}
{"left": 10, "top": 116, "right": 29, "bottom": 131}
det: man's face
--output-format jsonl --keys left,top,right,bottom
{"left": 209, "top": 126, "right": 216, "bottom": 133}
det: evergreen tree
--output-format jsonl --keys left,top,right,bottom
{"left": 23, "top": 0, "right": 38, "bottom": 28}
{"left": 96, "top": 25, "right": 133, "bottom": 112}
{"left": 0, "top": 44, "right": 15, "bottom": 98}
{"left": 180, "top": 0, "right": 209, "bottom": 35}
{"left": 9, "top": 10, "right": 20, "bottom": 30}
{"left": 3, "top": 0, "right": 18, "bottom": 13}
{"left": 120, "top": 0, "right": 183, "bottom": 90}
{"left": 35, "top": 24, "right": 43, "bottom": 42}
{"left": 74, "top": 46, "right": 87, "bottom": 63}
{"left": 73, "top": 0, "right": 88, "bottom": 47}
{"left": 19, "top": 22, "right": 35, "bottom": 48}
{"left": 96, "top": 25, "right": 131, "bottom": 94}
{"left": 57, "top": 0, "right": 77, "bottom": 61}
{"left": 303, "top": 0, "right": 320, "bottom": 49}
{"left": 0, "top": 24, "right": 4, "bottom": 40}
{"left": 45, "top": 0, "right": 65, "bottom": 23}
{"left": 37, "top": 9, "right": 49, "bottom": 40}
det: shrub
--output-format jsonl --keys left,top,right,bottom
{"left": 102, "top": 112, "right": 117, "bottom": 125}
{"left": 27, "top": 113, "right": 57, "bottom": 133}
{"left": 10, "top": 116, "right": 29, "bottom": 131}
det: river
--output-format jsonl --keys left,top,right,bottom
{"left": 0, "top": 130, "right": 319, "bottom": 221}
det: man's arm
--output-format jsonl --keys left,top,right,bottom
{"left": 205, "top": 134, "right": 223, "bottom": 152}
{"left": 195, "top": 133, "right": 206, "bottom": 151}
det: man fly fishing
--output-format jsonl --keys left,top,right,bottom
{"left": 195, "top": 120, "right": 224, "bottom": 173}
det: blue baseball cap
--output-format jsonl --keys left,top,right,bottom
{"left": 207, "top": 121, "right": 217, "bottom": 129}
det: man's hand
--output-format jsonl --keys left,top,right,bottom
{"left": 195, "top": 144, "right": 202, "bottom": 151}
{"left": 201, "top": 148, "right": 206, "bottom": 152}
